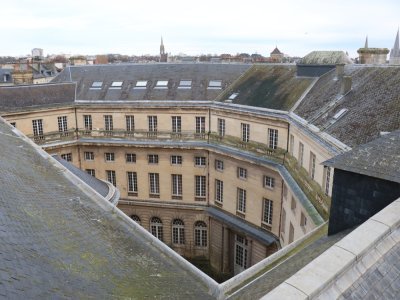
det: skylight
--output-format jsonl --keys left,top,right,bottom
{"left": 333, "top": 108, "right": 348, "bottom": 120}
{"left": 155, "top": 80, "right": 168, "bottom": 89}
{"left": 229, "top": 93, "right": 239, "bottom": 100}
{"left": 90, "top": 81, "right": 103, "bottom": 89}
{"left": 134, "top": 80, "right": 148, "bottom": 89}
{"left": 178, "top": 80, "right": 192, "bottom": 89}
{"left": 110, "top": 81, "right": 123, "bottom": 89}
{"left": 208, "top": 80, "right": 222, "bottom": 89}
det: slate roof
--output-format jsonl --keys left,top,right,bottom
{"left": 0, "top": 118, "right": 215, "bottom": 299}
{"left": 299, "top": 51, "right": 352, "bottom": 65}
{"left": 324, "top": 130, "right": 400, "bottom": 183}
{"left": 295, "top": 65, "right": 400, "bottom": 147}
{"left": 51, "top": 63, "right": 251, "bottom": 101}
{"left": 0, "top": 83, "right": 75, "bottom": 111}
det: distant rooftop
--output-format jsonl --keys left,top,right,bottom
{"left": 299, "top": 51, "right": 352, "bottom": 65}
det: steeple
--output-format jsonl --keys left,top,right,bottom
{"left": 160, "top": 36, "right": 165, "bottom": 55}
{"left": 389, "top": 28, "right": 400, "bottom": 64}
{"left": 364, "top": 35, "right": 368, "bottom": 48}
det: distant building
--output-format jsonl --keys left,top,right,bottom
{"left": 160, "top": 37, "right": 168, "bottom": 62}
{"left": 0, "top": 68, "right": 13, "bottom": 86}
{"left": 95, "top": 55, "right": 109, "bottom": 65}
{"left": 32, "top": 48, "right": 44, "bottom": 61}
{"left": 357, "top": 35, "right": 389, "bottom": 64}
{"left": 389, "top": 29, "right": 400, "bottom": 65}
{"left": 270, "top": 46, "right": 284, "bottom": 63}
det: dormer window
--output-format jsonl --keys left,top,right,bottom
{"left": 208, "top": 80, "right": 222, "bottom": 89}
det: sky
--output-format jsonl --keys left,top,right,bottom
{"left": 1, "top": 0, "right": 399, "bottom": 58}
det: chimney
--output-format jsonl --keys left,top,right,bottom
{"left": 341, "top": 76, "right": 352, "bottom": 95}
{"left": 335, "top": 64, "right": 345, "bottom": 80}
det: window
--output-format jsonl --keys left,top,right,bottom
{"left": 105, "top": 152, "right": 115, "bottom": 162}
{"left": 298, "top": 142, "right": 304, "bottom": 167}
{"left": 84, "top": 115, "right": 92, "bottom": 131}
{"left": 171, "top": 155, "right": 182, "bottom": 165}
{"left": 237, "top": 167, "right": 247, "bottom": 179}
{"left": 130, "top": 215, "right": 141, "bottom": 224}
{"left": 289, "top": 223, "right": 294, "bottom": 244}
{"left": 263, "top": 199, "right": 273, "bottom": 225}
{"left": 309, "top": 152, "right": 316, "bottom": 180}
{"left": 126, "top": 153, "right": 136, "bottom": 163}
{"left": 289, "top": 134, "right": 294, "bottom": 155}
{"left": 32, "top": 119, "right": 44, "bottom": 140}
{"left": 263, "top": 176, "right": 275, "bottom": 189}
{"left": 171, "top": 116, "right": 181, "bottom": 133}
{"left": 195, "top": 156, "right": 206, "bottom": 167}
{"left": 324, "top": 167, "right": 331, "bottom": 196}
{"left": 215, "top": 159, "right": 224, "bottom": 171}
{"left": 126, "top": 115, "right": 135, "bottom": 132}
{"left": 150, "top": 217, "right": 163, "bottom": 241}
{"left": 241, "top": 123, "right": 250, "bottom": 142}
{"left": 148, "top": 154, "right": 159, "bottom": 164}
{"left": 61, "top": 153, "right": 72, "bottom": 162}
{"left": 215, "top": 179, "right": 223, "bottom": 203}
{"left": 195, "top": 176, "right": 206, "bottom": 200}
{"left": 135, "top": 80, "right": 148, "bottom": 89}
{"left": 268, "top": 128, "right": 278, "bottom": 149}
{"left": 217, "top": 118, "right": 225, "bottom": 137}
{"left": 237, "top": 188, "right": 246, "bottom": 213}
{"left": 155, "top": 80, "right": 168, "bottom": 89}
{"left": 171, "top": 174, "right": 183, "bottom": 198}
{"left": 195, "top": 116, "right": 206, "bottom": 134}
{"left": 148, "top": 116, "right": 157, "bottom": 136}
{"left": 127, "top": 172, "right": 138, "bottom": 194}
{"left": 90, "top": 81, "right": 102, "bottom": 89}
{"left": 178, "top": 80, "right": 192, "bottom": 89}
{"left": 110, "top": 81, "right": 123, "bottom": 88}
{"left": 86, "top": 169, "right": 95, "bottom": 177}
{"left": 84, "top": 151, "right": 94, "bottom": 161}
{"left": 301, "top": 212, "right": 307, "bottom": 227}
{"left": 57, "top": 116, "right": 68, "bottom": 135}
{"left": 235, "top": 235, "right": 248, "bottom": 269}
{"left": 149, "top": 173, "right": 160, "bottom": 196}
{"left": 172, "top": 219, "right": 185, "bottom": 244}
{"left": 194, "top": 221, "right": 207, "bottom": 247}
{"left": 106, "top": 170, "right": 116, "bottom": 186}
{"left": 291, "top": 196, "right": 297, "bottom": 211}
{"left": 104, "top": 115, "right": 113, "bottom": 131}
{"left": 208, "top": 80, "right": 222, "bottom": 89}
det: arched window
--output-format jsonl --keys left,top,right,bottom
{"left": 130, "top": 215, "right": 141, "bottom": 225}
{"left": 150, "top": 217, "right": 163, "bottom": 241}
{"left": 172, "top": 219, "right": 185, "bottom": 245}
{"left": 194, "top": 221, "right": 207, "bottom": 247}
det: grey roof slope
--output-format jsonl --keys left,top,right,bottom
{"left": 51, "top": 63, "right": 251, "bottom": 101}
{"left": 299, "top": 51, "right": 352, "bottom": 65}
{"left": 295, "top": 65, "right": 400, "bottom": 147}
{"left": 324, "top": 130, "right": 400, "bottom": 183}
{"left": 52, "top": 155, "right": 110, "bottom": 198}
{"left": 0, "top": 83, "right": 75, "bottom": 111}
{"left": 0, "top": 119, "right": 214, "bottom": 299}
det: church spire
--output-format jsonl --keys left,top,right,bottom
{"left": 393, "top": 28, "right": 399, "bottom": 52}
{"left": 160, "top": 36, "right": 165, "bottom": 55}
{"left": 389, "top": 28, "right": 400, "bottom": 64}
{"left": 364, "top": 35, "right": 368, "bottom": 48}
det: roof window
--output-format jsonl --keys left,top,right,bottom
{"left": 208, "top": 80, "right": 222, "bottom": 89}
{"left": 178, "top": 80, "right": 192, "bottom": 89}
{"left": 110, "top": 81, "right": 123, "bottom": 89}
{"left": 90, "top": 81, "right": 103, "bottom": 89}
{"left": 333, "top": 108, "right": 348, "bottom": 120}
{"left": 134, "top": 80, "right": 148, "bottom": 89}
{"left": 155, "top": 80, "right": 168, "bottom": 89}
{"left": 229, "top": 93, "right": 238, "bottom": 100}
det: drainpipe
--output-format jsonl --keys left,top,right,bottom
{"left": 74, "top": 105, "right": 82, "bottom": 169}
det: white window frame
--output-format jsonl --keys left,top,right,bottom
{"left": 264, "top": 176, "right": 275, "bottom": 189}
{"left": 215, "top": 159, "right": 224, "bottom": 171}
{"left": 172, "top": 219, "right": 185, "bottom": 244}
{"left": 106, "top": 170, "right": 116, "bottom": 186}
{"left": 237, "top": 167, "right": 247, "bottom": 180}
{"left": 195, "top": 175, "right": 206, "bottom": 199}
{"left": 171, "top": 116, "right": 181, "bottom": 133}
{"left": 263, "top": 198, "right": 273, "bottom": 225}
{"left": 237, "top": 188, "right": 246, "bottom": 213}
{"left": 195, "top": 116, "right": 206, "bottom": 134}
{"left": 195, "top": 156, "right": 206, "bottom": 167}
{"left": 126, "top": 115, "right": 135, "bottom": 132}
{"left": 127, "top": 171, "right": 138, "bottom": 193}
{"left": 171, "top": 174, "right": 183, "bottom": 197}
{"left": 241, "top": 123, "right": 250, "bottom": 142}
{"left": 126, "top": 153, "right": 136, "bottom": 163}
{"left": 268, "top": 128, "right": 278, "bottom": 149}
{"left": 215, "top": 179, "right": 223, "bottom": 203}
{"left": 218, "top": 118, "right": 225, "bottom": 137}
{"left": 194, "top": 221, "right": 207, "bottom": 247}
{"left": 171, "top": 155, "right": 182, "bottom": 165}
{"left": 148, "top": 154, "right": 159, "bottom": 164}
{"left": 149, "top": 173, "right": 160, "bottom": 195}
{"left": 105, "top": 152, "right": 115, "bottom": 162}
{"left": 84, "top": 151, "right": 94, "bottom": 161}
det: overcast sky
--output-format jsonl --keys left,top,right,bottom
{"left": 1, "top": 0, "right": 399, "bottom": 58}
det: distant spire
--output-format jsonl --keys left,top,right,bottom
{"left": 390, "top": 28, "right": 400, "bottom": 60}
{"left": 364, "top": 35, "right": 368, "bottom": 48}
{"left": 160, "top": 36, "right": 165, "bottom": 55}
{"left": 394, "top": 28, "right": 399, "bottom": 51}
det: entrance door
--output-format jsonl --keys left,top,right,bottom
{"left": 234, "top": 234, "right": 248, "bottom": 275}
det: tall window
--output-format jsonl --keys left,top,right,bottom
{"left": 237, "top": 188, "right": 246, "bottom": 213}
{"left": 263, "top": 198, "right": 273, "bottom": 225}
{"left": 84, "top": 115, "right": 92, "bottom": 131}
{"left": 171, "top": 174, "right": 183, "bottom": 198}
{"left": 195, "top": 116, "right": 206, "bottom": 134}
{"left": 126, "top": 115, "right": 135, "bottom": 132}
{"left": 237, "top": 167, "right": 247, "bottom": 179}
{"left": 268, "top": 128, "right": 278, "bottom": 149}
{"left": 235, "top": 235, "right": 248, "bottom": 269}
{"left": 148, "top": 154, "right": 159, "bottom": 164}
{"left": 106, "top": 170, "right": 116, "bottom": 186}
{"left": 241, "top": 123, "right": 250, "bottom": 142}
{"left": 195, "top": 156, "right": 206, "bottom": 167}
{"left": 171, "top": 155, "right": 182, "bottom": 165}
{"left": 195, "top": 175, "right": 206, "bottom": 200}
{"left": 289, "top": 134, "right": 294, "bottom": 155}
{"left": 104, "top": 115, "right": 113, "bottom": 131}
{"left": 105, "top": 152, "right": 115, "bottom": 162}
{"left": 324, "top": 167, "right": 331, "bottom": 196}
{"left": 281, "top": 208, "right": 286, "bottom": 234}
{"left": 215, "top": 159, "right": 224, "bottom": 171}
{"left": 194, "top": 221, "right": 207, "bottom": 247}
{"left": 171, "top": 116, "right": 181, "bottom": 134}
{"left": 263, "top": 176, "right": 275, "bottom": 189}
{"left": 84, "top": 151, "right": 94, "bottom": 161}
{"left": 148, "top": 116, "right": 157, "bottom": 136}
{"left": 172, "top": 219, "right": 185, "bottom": 245}
{"left": 298, "top": 142, "right": 304, "bottom": 167}
{"left": 218, "top": 118, "right": 225, "bottom": 137}
{"left": 149, "top": 173, "right": 160, "bottom": 196}
{"left": 150, "top": 217, "right": 163, "bottom": 241}
{"left": 215, "top": 179, "right": 223, "bottom": 203}
{"left": 57, "top": 116, "right": 68, "bottom": 136}
{"left": 32, "top": 119, "right": 44, "bottom": 140}
{"left": 309, "top": 152, "right": 316, "bottom": 180}
{"left": 126, "top": 153, "right": 136, "bottom": 163}
{"left": 86, "top": 169, "right": 95, "bottom": 177}
{"left": 130, "top": 215, "right": 141, "bottom": 224}
{"left": 127, "top": 172, "right": 138, "bottom": 195}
